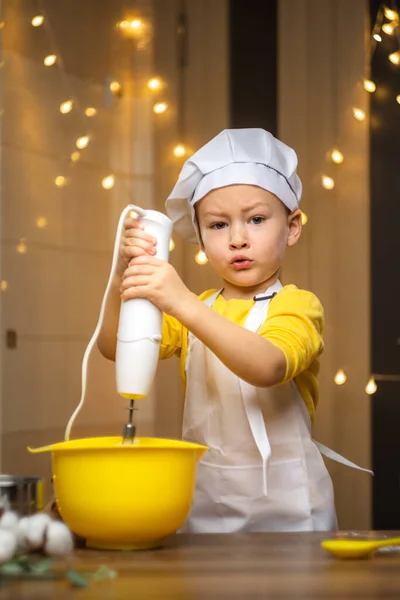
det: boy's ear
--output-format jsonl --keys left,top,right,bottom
{"left": 287, "top": 209, "right": 302, "bottom": 248}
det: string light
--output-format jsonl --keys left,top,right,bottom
{"left": 76, "top": 135, "right": 90, "bottom": 149}
{"left": 0, "top": 280, "right": 8, "bottom": 291}
{"left": 301, "top": 212, "right": 308, "bottom": 225}
{"left": 330, "top": 149, "right": 344, "bottom": 164}
{"left": 117, "top": 20, "right": 130, "bottom": 29}
{"left": 55, "top": 175, "right": 67, "bottom": 187}
{"left": 396, "top": 95, "right": 400, "bottom": 104}
{"left": 117, "top": 18, "right": 148, "bottom": 40}
{"left": 31, "top": 15, "right": 44, "bottom": 27}
{"left": 352, "top": 107, "right": 366, "bottom": 121}
{"left": 322, "top": 175, "right": 335, "bottom": 190}
{"left": 60, "top": 100, "right": 73, "bottom": 114}
{"left": 365, "top": 376, "right": 377, "bottom": 395}
{"left": 44, "top": 54, "right": 57, "bottom": 66}
{"left": 373, "top": 33, "right": 382, "bottom": 42}
{"left": 70, "top": 151, "right": 80, "bottom": 162}
{"left": 101, "top": 175, "right": 115, "bottom": 189}
{"left": 195, "top": 250, "right": 208, "bottom": 265}
{"left": 363, "top": 79, "right": 376, "bottom": 93}
{"left": 147, "top": 77, "right": 164, "bottom": 91}
{"left": 85, "top": 107, "right": 96, "bottom": 117}
{"left": 169, "top": 238, "right": 175, "bottom": 252}
{"left": 36, "top": 217, "right": 48, "bottom": 228}
{"left": 384, "top": 7, "right": 398, "bottom": 21}
{"left": 109, "top": 81, "right": 122, "bottom": 95}
{"left": 16, "top": 238, "right": 27, "bottom": 254}
{"left": 382, "top": 22, "right": 396, "bottom": 35}
{"left": 173, "top": 144, "right": 188, "bottom": 158}
{"left": 334, "top": 369, "right": 347, "bottom": 385}
{"left": 153, "top": 102, "right": 168, "bottom": 114}
{"left": 389, "top": 51, "right": 400, "bottom": 65}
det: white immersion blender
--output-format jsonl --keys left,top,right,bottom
{"left": 64, "top": 205, "right": 173, "bottom": 443}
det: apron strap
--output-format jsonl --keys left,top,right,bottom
{"left": 314, "top": 441, "right": 374, "bottom": 475}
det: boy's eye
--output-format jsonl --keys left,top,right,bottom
{"left": 210, "top": 222, "right": 227, "bottom": 230}
{"left": 250, "top": 216, "right": 265, "bottom": 225}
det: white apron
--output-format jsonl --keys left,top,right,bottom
{"left": 181, "top": 281, "right": 371, "bottom": 533}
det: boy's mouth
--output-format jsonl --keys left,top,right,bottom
{"left": 230, "top": 256, "right": 253, "bottom": 270}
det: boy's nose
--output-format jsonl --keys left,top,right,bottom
{"left": 229, "top": 226, "right": 249, "bottom": 249}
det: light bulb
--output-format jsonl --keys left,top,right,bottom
{"left": 173, "top": 144, "right": 187, "bottom": 158}
{"left": 85, "top": 107, "right": 96, "bottom": 117}
{"left": 44, "top": 54, "right": 57, "bottom": 66}
{"left": 353, "top": 107, "right": 366, "bottom": 121}
{"left": 153, "top": 102, "right": 168, "bottom": 114}
{"left": 17, "top": 238, "right": 27, "bottom": 254}
{"left": 109, "top": 81, "right": 122, "bottom": 95}
{"left": 331, "top": 149, "right": 344, "bottom": 164}
{"left": 396, "top": 94, "right": 400, "bottom": 104}
{"left": 60, "top": 100, "right": 73, "bottom": 114}
{"left": 389, "top": 51, "right": 400, "bottom": 64}
{"left": 71, "top": 151, "right": 80, "bottom": 162}
{"left": 373, "top": 33, "right": 382, "bottom": 42}
{"left": 334, "top": 369, "right": 347, "bottom": 385}
{"left": 102, "top": 175, "right": 115, "bottom": 189}
{"left": 55, "top": 176, "right": 67, "bottom": 187}
{"left": 130, "top": 19, "right": 142, "bottom": 29}
{"left": 147, "top": 77, "right": 163, "bottom": 90}
{"left": 169, "top": 238, "right": 175, "bottom": 252}
{"left": 195, "top": 250, "right": 208, "bottom": 265}
{"left": 301, "top": 212, "right": 308, "bottom": 225}
{"left": 36, "top": 217, "right": 48, "bottom": 228}
{"left": 384, "top": 8, "right": 398, "bottom": 21}
{"left": 363, "top": 79, "right": 376, "bottom": 93}
{"left": 117, "top": 20, "right": 129, "bottom": 29}
{"left": 382, "top": 22, "right": 396, "bottom": 35}
{"left": 322, "top": 175, "right": 335, "bottom": 190}
{"left": 365, "top": 376, "right": 377, "bottom": 395}
{"left": 0, "top": 280, "right": 8, "bottom": 291}
{"left": 76, "top": 135, "right": 90, "bottom": 149}
{"left": 31, "top": 15, "right": 44, "bottom": 27}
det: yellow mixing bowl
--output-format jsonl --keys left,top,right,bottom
{"left": 28, "top": 436, "right": 207, "bottom": 550}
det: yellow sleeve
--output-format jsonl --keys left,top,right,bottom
{"left": 159, "top": 313, "right": 183, "bottom": 359}
{"left": 258, "top": 285, "right": 324, "bottom": 382}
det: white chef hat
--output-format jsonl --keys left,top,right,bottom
{"left": 165, "top": 128, "right": 302, "bottom": 244}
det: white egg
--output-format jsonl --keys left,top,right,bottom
{"left": 44, "top": 521, "right": 74, "bottom": 557}
{"left": 0, "top": 529, "right": 18, "bottom": 563}
{"left": 17, "top": 513, "right": 52, "bottom": 550}
{"left": 0, "top": 510, "right": 20, "bottom": 533}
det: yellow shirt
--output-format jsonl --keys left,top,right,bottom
{"left": 159, "top": 285, "right": 324, "bottom": 421}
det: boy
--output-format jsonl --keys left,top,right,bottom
{"left": 98, "top": 128, "right": 338, "bottom": 532}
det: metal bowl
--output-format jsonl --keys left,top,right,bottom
{"left": 0, "top": 475, "right": 44, "bottom": 515}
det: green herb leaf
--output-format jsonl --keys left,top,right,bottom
{"left": 66, "top": 569, "right": 89, "bottom": 588}
{"left": 92, "top": 565, "right": 117, "bottom": 581}
{"left": 28, "top": 558, "right": 55, "bottom": 574}
{"left": 0, "top": 560, "right": 27, "bottom": 575}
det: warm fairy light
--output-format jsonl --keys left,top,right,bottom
{"left": 389, "top": 51, "right": 400, "bottom": 65}
{"left": 353, "top": 107, "right": 366, "bottom": 121}
{"left": 169, "top": 238, "right": 175, "bottom": 252}
{"left": 195, "top": 250, "right": 208, "bottom": 265}
{"left": 85, "top": 107, "right": 96, "bottom": 117}
{"left": 153, "top": 102, "right": 168, "bottom": 114}
{"left": 373, "top": 33, "right": 382, "bottom": 42}
{"left": 55, "top": 176, "right": 67, "bottom": 187}
{"left": 44, "top": 54, "right": 57, "bottom": 66}
{"left": 147, "top": 77, "right": 164, "bottom": 91}
{"left": 334, "top": 369, "right": 347, "bottom": 385}
{"left": 118, "top": 20, "right": 129, "bottom": 29}
{"left": 76, "top": 135, "right": 90, "bottom": 149}
{"left": 17, "top": 238, "right": 27, "bottom": 254}
{"left": 109, "top": 81, "right": 122, "bottom": 95}
{"left": 301, "top": 212, "right": 308, "bottom": 225}
{"left": 36, "top": 217, "right": 48, "bottom": 228}
{"left": 0, "top": 280, "right": 8, "bottom": 291}
{"left": 60, "top": 100, "right": 73, "bottom": 114}
{"left": 71, "top": 151, "right": 80, "bottom": 162}
{"left": 31, "top": 15, "right": 44, "bottom": 27}
{"left": 322, "top": 176, "right": 335, "bottom": 190}
{"left": 117, "top": 18, "right": 146, "bottom": 39}
{"left": 365, "top": 376, "right": 377, "bottom": 395}
{"left": 382, "top": 22, "right": 396, "bottom": 35}
{"left": 102, "top": 175, "right": 115, "bottom": 189}
{"left": 384, "top": 8, "right": 398, "bottom": 21}
{"left": 331, "top": 149, "right": 344, "bottom": 164}
{"left": 396, "top": 94, "right": 400, "bottom": 104}
{"left": 363, "top": 79, "right": 376, "bottom": 93}
{"left": 173, "top": 144, "right": 188, "bottom": 158}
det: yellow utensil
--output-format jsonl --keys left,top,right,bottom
{"left": 321, "top": 537, "right": 400, "bottom": 559}
{"left": 28, "top": 436, "right": 207, "bottom": 550}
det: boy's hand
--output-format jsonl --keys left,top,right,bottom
{"left": 120, "top": 256, "right": 194, "bottom": 317}
{"left": 117, "top": 217, "right": 157, "bottom": 276}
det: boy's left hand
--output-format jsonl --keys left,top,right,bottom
{"left": 120, "top": 255, "right": 194, "bottom": 316}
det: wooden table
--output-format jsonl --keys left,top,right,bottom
{"left": 1, "top": 532, "right": 400, "bottom": 599}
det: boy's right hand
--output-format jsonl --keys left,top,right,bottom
{"left": 117, "top": 216, "right": 157, "bottom": 276}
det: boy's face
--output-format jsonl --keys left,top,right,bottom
{"left": 196, "top": 184, "right": 302, "bottom": 299}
